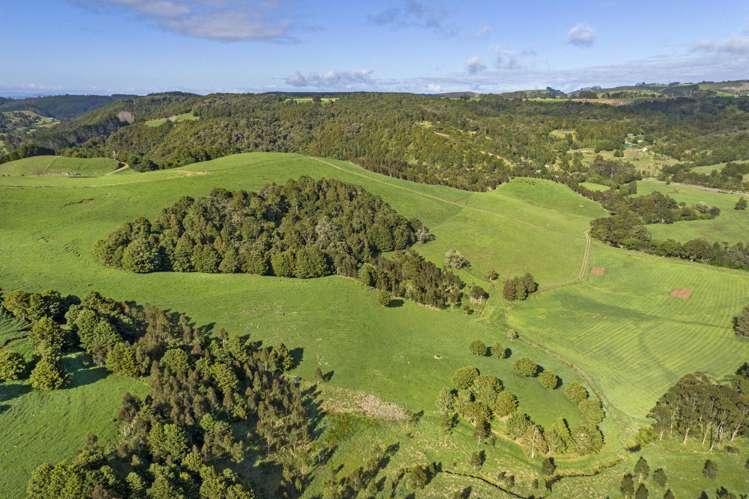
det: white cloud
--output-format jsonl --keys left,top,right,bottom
{"left": 285, "top": 70, "right": 375, "bottom": 89}
{"left": 369, "top": 0, "right": 454, "bottom": 36}
{"left": 568, "top": 23, "right": 595, "bottom": 47}
{"left": 694, "top": 36, "right": 749, "bottom": 55}
{"left": 68, "top": 0, "right": 294, "bottom": 42}
{"left": 465, "top": 56, "right": 487, "bottom": 74}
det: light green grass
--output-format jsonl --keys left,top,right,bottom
{"left": 0, "top": 152, "right": 746, "bottom": 497}
{"left": 638, "top": 179, "right": 749, "bottom": 243}
{"left": 574, "top": 147, "right": 678, "bottom": 176}
{"left": 0, "top": 156, "right": 119, "bottom": 177}
{"left": 0, "top": 153, "right": 603, "bottom": 496}
{"left": 144, "top": 112, "right": 199, "bottom": 127}
{"left": 581, "top": 181, "right": 610, "bottom": 192}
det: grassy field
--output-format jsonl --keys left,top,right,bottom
{"left": 638, "top": 179, "right": 749, "bottom": 243}
{"left": 0, "top": 153, "right": 747, "bottom": 496}
{"left": 573, "top": 147, "right": 678, "bottom": 176}
{"left": 0, "top": 155, "right": 120, "bottom": 177}
{"left": 144, "top": 112, "right": 199, "bottom": 127}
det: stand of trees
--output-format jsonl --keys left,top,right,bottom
{"left": 438, "top": 363, "right": 605, "bottom": 460}
{"left": 648, "top": 363, "right": 749, "bottom": 450}
{"left": 96, "top": 177, "right": 480, "bottom": 308}
{"left": 1, "top": 287, "right": 316, "bottom": 498}
{"left": 659, "top": 162, "right": 749, "bottom": 192}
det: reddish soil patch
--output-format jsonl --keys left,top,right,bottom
{"left": 590, "top": 266, "right": 606, "bottom": 277}
{"left": 670, "top": 288, "right": 693, "bottom": 299}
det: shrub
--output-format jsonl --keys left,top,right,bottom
{"left": 31, "top": 317, "right": 67, "bottom": 357}
{"left": 469, "top": 340, "right": 488, "bottom": 356}
{"left": 653, "top": 468, "right": 667, "bottom": 487}
{"left": 29, "top": 356, "right": 68, "bottom": 390}
{"left": 452, "top": 367, "right": 480, "bottom": 389}
{"left": 503, "top": 273, "right": 538, "bottom": 301}
{"left": 0, "top": 350, "right": 27, "bottom": 380}
{"left": 635, "top": 483, "right": 648, "bottom": 499}
{"left": 492, "top": 343, "right": 509, "bottom": 359}
{"left": 378, "top": 290, "right": 392, "bottom": 307}
{"left": 702, "top": 459, "right": 717, "bottom": 479}
{"left": 506, "top": 411, "right": 531, "bottom": 439}
{"left": 735, "top": 197, "right": 747, "bottom": 210}
{"left": 506, "top": 329, "right": 519, "bottom": 340}
{"left": 105, "top": 342, "right": 142, "bottom": 377}
{"left": 538, "top": 370, "right": 560, "bottom": 389}
{"left": 470, "top": 450, "right": 485, "bottom": 468}
{"left": 513, "top": 358, "right": 540, "bottom": 377}
{"left": 572, "top": 424, "right": 603, "bottom": 454}
{"left": 733, "top": 305, "right": 749, "bottom": 337}
{"left": 445, "top": 250, "right": 470, "bottom": 270}
{"left": 472, "top": 375, "right": 503, "bottom": 405}
{"left": 493, "top": 391, "right": 518, "bottom": 417}
{"left": 487, "top": 270, "right": 499, "bottom": 281}
{"left": 541, "top": 457, "right": 556, "bottom": 476}
{"left": 579, "top": 398, "right": 605, "bottom": 424}
{"left": 436, "top": 388, "right": 456, "bottom": 414}
{"left": 121, "top": 238, "right": 163, "bottom": 273}
{"left": 563, "top": 382, "right": 589, "bottom": 403}
{"left": 634, "top": 456, "right": 650, "bottom": 480}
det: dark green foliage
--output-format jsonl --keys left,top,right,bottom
{"left": 620, "top": 473, "right": 635, "bottom": 497}
{"left": 735, "top": 197, "right": 747, "bottom": 210}
{"left": 541, "top": 457, "right": 556, "bottom": 476}
{"left": 469, "top": 450, "right": 484, "bottom": 468}
{"left": 506, "top": 411, "right": 531, "bottom": 439}
{"left": 444, "top": 249, "right": 470, "bottom": 270}
{"left": 733, "top": 305, "right": 749, "bottom": 337}
{"left": 469, "top": 340, "right": 488, "bottom": 356}
{"left": 493, "top": 391, "right": 518, "bottom": 417}
{"left": 703, "top": 459, "right": 718, "bottom": 479}
{"left": 492, "top": 342, "right": 509, "bottom": 359}
{"left": 653, "top": 468, "right": 667, "bottom": 487}
{"left": 29, "top": 355, "right": 67, "bottom": 390}
{"left": 663, "top": 489, "right": 675, "bottom": 499}
{"left": 563, "top": 382, "right": 589, "bottom": 403}
{"left": 25, "top": 288, "right": 314, "bottom": 497}
{"left": 538, "top": 370, "right": 560, "bottom": 390}
{"left": 579, "top": 398, "right": 605, "bottom": 424}
{"left": 0, "top": 349, "right": 27, "bottom": 380}
{"left": 377, "top": 290, "right": 392, "bottom": 307}
{"left": 96, "top": 177, "right": 419, "bottom": 276}
{"left": 635, "top": 483, "right": 649, "bottom": 499}
{"left": 572, "top": 423, "right": 604, "bottom": 454}
{"left": 2, "top": 289, "right": 71, "bottom": 323}
{"left": 512, "top": 357, "right": 540, "bottom": 377}
{"left": 648, "top": 367, "right": 748, "bottom": 447}
{"left": 452, "top": 366, "right": 480, "bottom": 390}
{"left": 634, "top": 456, "right": 650, "bottom": 480}
{"left": 502, "top": 273, "right": 538, "bottom": 301}
{"left": 95, "top": 178, "right": 469, "bottom": 307}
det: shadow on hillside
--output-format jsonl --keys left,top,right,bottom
{"left": 64, "top": 354, "right": 109, "bottom": 388}
{"left": 0, "top": 382, "right": 31, "bottom": 404}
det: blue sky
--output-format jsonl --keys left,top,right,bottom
{"left": 2, "top": 0, "right": 749, "bottom": 96}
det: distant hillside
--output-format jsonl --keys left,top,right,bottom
{"left": 0, "top": 94, "right": 133, "bottom": 120}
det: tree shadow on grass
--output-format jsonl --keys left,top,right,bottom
{"left": 64, "top": 354, "right": 109, "bottom": 388}
{"left": 0, "top": 382, "right": 31, "bottom": 403}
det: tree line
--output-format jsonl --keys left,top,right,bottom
{"left": 0, "top": 287, "right": 318, "bottom": 498}
{"left": 648, "top": 363, "right": 749, "bottom": 451}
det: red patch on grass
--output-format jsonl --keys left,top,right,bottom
{"left": 670, "top": 288, "right": 693, "bottom": 299}
{"left": 590, "top": 267, "right": 606, "bottom": 277}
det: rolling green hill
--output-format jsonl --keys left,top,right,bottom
{"left": 0, "top": 155, "right": 121, "bottom": 177}
{"left": 0, "top": 153, "right": 747, "bottom": 497}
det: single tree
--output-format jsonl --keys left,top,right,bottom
{"left": 635, "top": 483, "right": 649, "bottom": 499}
{"left": 703, "top": 459, "right": 717, "bottom": 479}
{"left": 620, "top": 473, "right": 635, "bottom": 497}
{"left": 634, "top": 456, "right": 650, "bottom": 481}
{"left": 735, "top": 197, "right": 747, "bottom": 210}
{"left": 469, "top": 340, "right": 488, "bottom": 356}
{"left": 652, "top": 468, "right": 667, "bottom": 488}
